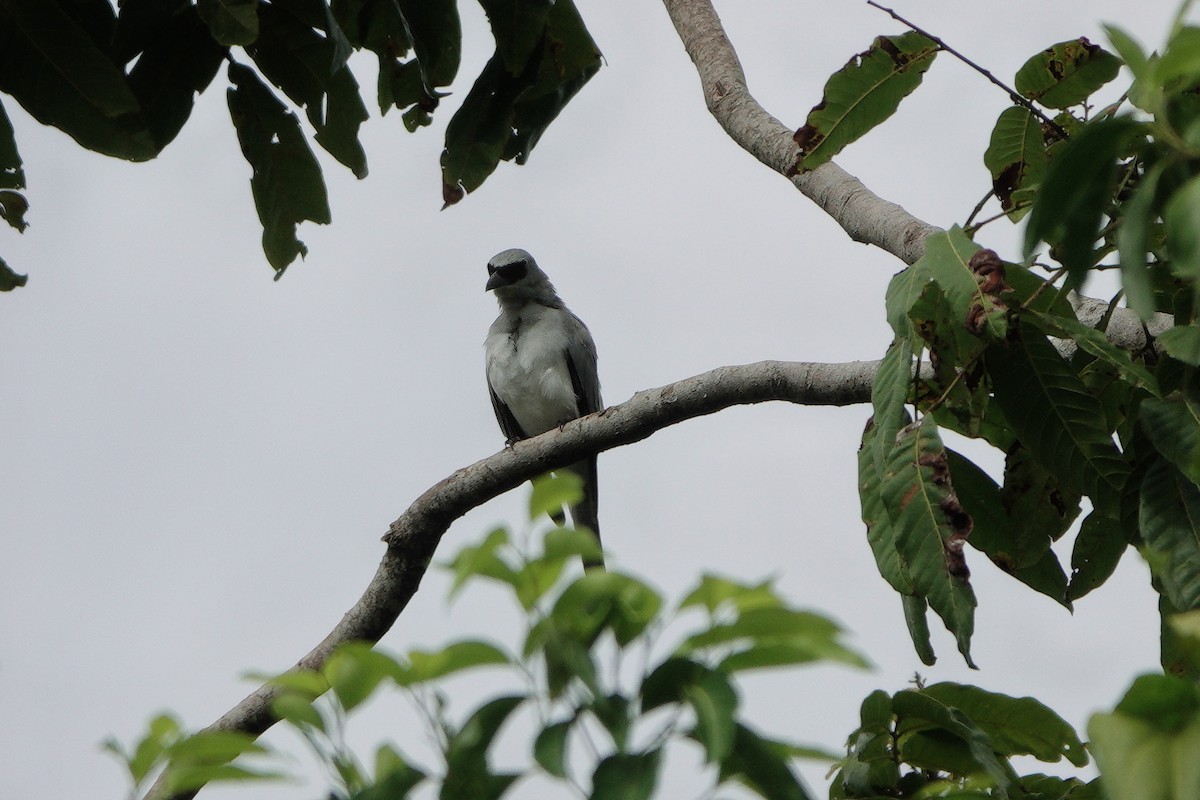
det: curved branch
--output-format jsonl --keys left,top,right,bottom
{"left": 661, "top": 0, "right": 939, "bottom": 264}
{"left": 145, "top": 358, "right": 878, "bottom": 800}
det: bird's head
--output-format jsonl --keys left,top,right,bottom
{"left": 485, "top": 248, "right": 559, "bottom": 304}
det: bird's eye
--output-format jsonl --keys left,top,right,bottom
{"left": 498, "top": 261, "right": 528, "bottom": 281}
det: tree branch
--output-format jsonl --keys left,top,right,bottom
{"left": 144, "top": 358, "right": 879, "bottom": 800}
{"left": 661, "top": 0, "right": 939, "bottom": 265}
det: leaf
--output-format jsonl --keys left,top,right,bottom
{"left": 588, "top": 693, "right": 631, "bottom": 751}
{"left": 678, "top": 573, "right": 782, "bottom": 614}
{"left": 395, "top": 0, "right": 461, "bottom": 89}
{"left": 1088, "top": 675, "right": 1200, "bottom": 800}
{"left": 547, "top": 571, "right": 662, "bottom": 647}
{"left": 477, "top": 0, "right": 552, "bottom": 73}
{"left": 126, "top": 6, "right": 225, "bottom": 151}
{"left": 719, "top": 723, "right": 814, "bottom": 800}
{"left": 1165, "top": 174, "right": 1200, "bottom": 287}
{"left": 921, "top": 683, "right": 1088, "bottom": 766}
{"left": 197, "top": 0, "right": 259, "bottom": 45}
{"left": 1104, "top": 24, "right": 1155, "bottom": 112}
{"left": 1158, "top": 26, "right": 1200, "bottom": 86}
{"left": 984, "top": 107, "right": 1048, "bottom": 220}
{"left": 248, "top": 3, "right": 368, "bottom": 177}
{"left": 324, "top": 643, "right": 403, "bottom": 711}
{"left": 163, "top": 763, "right": 288, "bottom": 794}
{"left": 591, "top": 751, "right": 661, "bottom": 800}
{"left": 0, "top": 190, "right": 28, "bottom": 232}
{"left": 986, "top": 325, "right": 1130, "bottom": 517}
{"left": 682, "top": 606, "right": 841, "bottom": 649}
{"left": 911, "top": 226, "right": 1007, "bottom": 342}
{"left": 1139, "top": 456, "right": 1200, "bottom": 611}
{"left": 397, "top": 640, "right": 510, "bottom": 686}
{"left": 794, "top": 32, "right": 938, "bottom": 172}
{"left": 366, "top": 744, "right": 425, "bottom": 799}
{"left": 902, "top": 594, "right": 937, "bottom": 666}
{"left": 1028, "top": 312, "right": 1160, "bottom": 395}
{"left": 1023, "top": 117, "right": 1143, "bottom": 287}
{"left": 686, "top": 670, "right": 739, "bottom": 763}
{"left": 1159, "top": 326, "right": 1200, "bottom": 367}
{"left": 1141, "top": 393, "right": 1200, "bottom": 484}
{"left": 892, "top": 691, "right": 1013, "bottom": 792}
{"left": 441, "top": 0, "right": 600, "bottom": 205}
{"left": 1015, "top": 39, "right": 1121, "bottom": 109}
{"left": 1117, "top": 160, "right": 1166, "bottom": 320}
{"left": 270, "top": 693, "right": 326, "bottom": 732}
{"left": 879, "top": 417, "right": 978, "bottom": 667}
{"left": 440, "top": 696, "right": 524, "bottom": 800}
{"left": 1068, "top": 511, "right": 1128, "bottom": 601}
{"left": 443, "top": 527, "right": 519, "bottom": 599}
{"left": 166, "top": 730, "right": 267, "bottom": 763}
{"left": 0, "top": 0, "right": 156, "bottom": 160}
{"left": 0, "top": 98, "right": 25, "bottom": 190}
{"left": 533, "top": 720, "right": 571, "bottom": 778}
{"left": 529, "top": 472, "right": 584, "bottom": 521}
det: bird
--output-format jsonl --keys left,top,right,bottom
{"left": 483, "top": 248, "right": 604, "bottom": 570}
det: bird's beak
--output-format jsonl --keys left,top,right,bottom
{"left": 485, "top": 271, "right": 508, "bottom": 292}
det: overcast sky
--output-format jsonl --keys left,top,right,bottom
{"left": 0, "top": 1, "right": 1189, "bottom": 797}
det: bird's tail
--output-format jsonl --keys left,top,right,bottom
{"left": 567, "top": 457, "right": 604, "bottom": 571}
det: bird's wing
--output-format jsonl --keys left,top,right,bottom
{"left": 488, "top": 381, "right": 528, "bottom": 444}
{"left": 564, "top": 313, "right": 602, "bottom": 416}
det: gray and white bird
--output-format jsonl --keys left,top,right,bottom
{"left": 484, "top": 248, "right": 604, "bottom": 569}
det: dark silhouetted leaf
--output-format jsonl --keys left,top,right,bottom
{"left": 0, "top": 99, "right": 26, "bottom": 190}
{"left": 226, "top": 62, "right": 331, "bottom": 275}
{"left": 592, "top": 751, "right": 661, "bottom": 800}
{"left": 395, "top": 0, "right": 460, "bottom": 89}
{"left": 197, "top": 0, "right": 260, "bottom": 46}
{"left": 0, "top": 0, "right": 156, "bottom": 160}
{"left": 719, "top": 723, "right": 814, "bottom": 800}
{"left": 795, "top": 32, "right": 938, "bottom": 172}
{"left": 0, "top": 255, "right": 27, "bottom": 291}
{"left": 1117, "top": 160, "right": 1166, "bottom": 320}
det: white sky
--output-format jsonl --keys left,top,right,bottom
{"left": 0, "top": 1, "right": 1187, "bottom": 797}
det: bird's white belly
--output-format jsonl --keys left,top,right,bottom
{"left": 486, "top": 333, "right": 578, "bottom": 436}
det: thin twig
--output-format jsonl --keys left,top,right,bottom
{"left": 962, "top": 189, "right": 993, "bottom": 229}
{"left": 866, "top": 1, "right": 1070, "bottom": 140}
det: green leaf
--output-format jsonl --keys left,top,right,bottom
{"left": 986, "top": 325, "right": 1130, "bottom": 517}
{"left": 364, "top": 744, "right": 425, "bottom": 799}
{"left": 902, "top": 594, "right": 937, "bottom": 666}
{"left": 1069, "top": 511, "right": 1128, "bottom": 601}
{"left": 915, "top": 227, "right": 1007, "bottom": 341}
{"left": 1117, "top": 160, "right": 1166, "bottom": 320}
{"left": 879, "top": 417, "right": 977, "bottom": 667}
{"left": 1139, "top": 456, "right": 1200, "bottom": 611}
{"left": 984, "top": 107, "right": 1048, "bottom": 220}
{"left": 720, "top": 723, "right": 814, "bottom": 800}
{"left": 1088, "top": 675, "right": 1200, "bottom": 800}
{"left": 226, "top": 62, "right": 330, "bottom": 275}
{"left": 529, "top": 472, "right": 584, "bottom": 521}
{"left": 397, "top": 640, "right": 510, "bottom": 686}
{"left": 1029, "top": 312, "right": 1160, "bottom": 395}
{"left": 0, "top": 98, "right": 26, "bottom": 190}
{"left": 688, "top": 670, "right": 739, "bottom": 763}
{"left": 512, "top": 557, "right": 568, "bottom": 611}
{"left": 861, "top": 409, "right": 916, "bottom": 597}
{"left": 197, "top": 0, "right": 259, "bottom": 45}
{"left": 324, "top": 642, "right": 402, "bottom": 711}
{"left": 533, "top": 720, "right": 571, "bottom": 778}
{"left": 0, "top": 0, "right": 156, "bottom": 160}
{"left": 476, "top": 0, "right": 552, "bottom": 73}
{"left": 893, "top": 691, "right": 1013, "bottom": 792}
{"left": 1159, "top": 326, "right": 1200, "bottom": 367}
{"left": 1142, "top": 393, "right": 1200, "bottom": 484}
{"left": 1158, "top": 26, "right": 1200, "bottom": 86}
{"left": 270, "top": 693, "right": 326, "bottom": 732}
{"left": 682, "top": 606, "right": 839, "bottom": 649}
{"left": 441, "top": 696, "right": 524, "bottom": 800}
{"left": 443, "top": 526, "right": 519, "bottom": 599}
{"left": 545, "top": 571, "right": 662, "bottom": 647}
{"left": 1023, "top": 117, "right": 1143, "bottom": 286}
{"left": 591, "top": 751, "right": 661, "bottom": 800}
{"left": 1165, "top": 174, "right": 1200, "bottom": 286}
{"left": 719, "top": 639, "right": 869, "bottom": 672}
{"left": 1104, "top": 25, "right": 1155, "bottom": 112}
{"left": 678, "top": 573, "right": 782, "bottom": 614}
{"left": 1015, "top": 39, "right": 1121, "bottom": 109}
{"left": 166, "top": 730, "right": 267, "bottom": 763}
{"left": 795, "top": 32, "right": 938, "bottom": 172}
{"left": 921, "top": 683, "right": 1088, "bottom": 766}
{"left": 589, "top": 692, "right": 632, "bottom": 752}
{"left": 163, "top": 763, "right": 288, "bottom": 794}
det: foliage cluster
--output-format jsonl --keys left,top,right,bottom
{"left": 788, "top": 9, "right": 1200, "bottom": 675}
{"left": 0, "top": 0, "right": 601, "bottom": 286}
{"left": 110, "top": 478, "right": 1200, "bottom": 800}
